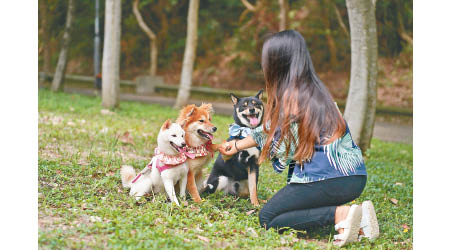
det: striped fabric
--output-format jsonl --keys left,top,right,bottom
{"left": 250, "top": 122, "right": 367, "bottom": 184}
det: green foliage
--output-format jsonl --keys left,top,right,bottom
{"left": 39, "top": 0, "right": 413, "bottom": 78}
{"left": 39, "top": 90, "right": 412, "bottom": 249}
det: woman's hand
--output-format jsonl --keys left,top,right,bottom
{"left": 219, "top": 140, "right": 238, "bottom": 156}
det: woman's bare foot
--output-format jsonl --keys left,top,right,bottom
{"left": 335, "top": 205, "right": 351, "bottom": 234}
{"left": 336, "top": 205, "right": 366, "bottom": 236}
{"left": 333, "top": 205, "right": 363, "bottom": 246}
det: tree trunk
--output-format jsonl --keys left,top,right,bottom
{"left": 39, "top": 0, "right": 52, "bottom": 74}
{"left": 344, "top": 0, "right": 378, "bottom": 153}
{"left": 51, "top": 0, "right": 74, "bottom": 91}
{"left": 174, "top": 0, "right": 199, "bottom": 108}
{"left": 102, "top": 0, "right": 122, "bottom": 108}
{"left": 132, "top": 0, "right": 158, "bottom": 76}
{"left": 278, "top": 0, "right": 288, "bottom": 31}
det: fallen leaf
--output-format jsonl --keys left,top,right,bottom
{"left": 69, "top": 107, "right": 75, "bottom": 112}
{"left": 78, "top": 160, "right": 89, "bottom": 166}
{"left": 55, "top": 170, "right": 62, "bottom": 174}
{"left": 247, "top": 227, "right": 258, "bottom": 237}
{"left": 390, "top": 198, "right": 399, "bottom": 205}
{"left": 67, "top": 121, "right": 75, "bottom": 126}
{"left": 184, "top": 239, "right": 191, "bottom": 243}
{"left": 197, "top": 235, "right": 210, "bottom": 242}
{"left": 49, "top": 183, "right": 59, "bottom": 188}
{"left": 182, "top": 201, "right": 188, "bottom": 206}
{"left": 100, "top": 109, "right": 115, "bottom": 115}
{"left": 395, "top": 182, "right": 404, "bottom": 186}
{"left": 119, "top": 131, "right": 135, "bottom": 145}
{"left": 292, "top": 238, "right": 300, "bottom": 243}
{"left": 154, "top": 218, "right": 163, "bottom": 224}
{"left": 81, "top": 203, "right": 88, "bottom": 210}
{"left": 100, "top": 127, "right": 109, "bottom": 133}
{"left": 246, "top": 209, "right": 255, "bottom": 215}
{"left": 51, "top": 116, "right": 63, "bottom": 125}
{"left": 106, "top": 171, "right": 115, "bottom": 177}
{"left": 89, "top": 216, "right": 102, "bottom": 222}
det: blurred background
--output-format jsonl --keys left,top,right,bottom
{"left": 38, "top": 0, "right": 412, "bottom": 110}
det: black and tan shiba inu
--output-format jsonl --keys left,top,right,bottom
{"left": 203, "top": 90, "right": 264, "bottom": 206}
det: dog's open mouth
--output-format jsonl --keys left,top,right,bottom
{"left": 170, "top": 142, "right": 183, "bottom": 152}
{"left": 197, "top": 129, "right": 213, "bottom": 140}
{"left": 244, "top": 113, "right": 260, "bottom": 127}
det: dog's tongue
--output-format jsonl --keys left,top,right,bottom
{"left": 249, "top": 116, "right": 259, "bottom": 126}
{"left": 207, "top": 133, "right": 214, "bottom": 140}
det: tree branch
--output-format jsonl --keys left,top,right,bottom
{"left": 332, "top": 1, "right": 349, "bottom": 38}
{"left": 132, "top": 0, "right": 156, "bottom": 40}
{"left": 241, "top": 0, "right": 256, "bottom": 12}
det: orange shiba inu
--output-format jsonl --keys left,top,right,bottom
{"left": 176, "top": 103, "right": 219, "bottom": 203}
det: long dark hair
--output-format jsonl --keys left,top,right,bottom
{"left": 259, "top": 30, "right": 346, "bottom": 164}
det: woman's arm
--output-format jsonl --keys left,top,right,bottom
{"left": 218, "top": 136, "right": 257, "bottom": 155}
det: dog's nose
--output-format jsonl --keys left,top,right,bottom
{"left": 249, "top": 108, "right": 255, "bottom": 114}
{"left": 212, "top": 127, "right": 217, "bottom": 132}
{"left": 181, "top": 143, "right": 186, "bottom": 147}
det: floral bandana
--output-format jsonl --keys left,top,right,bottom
{"left": 131, "top": 148, "right": 195, "bottom": 183}
{"left": 131, "top": 141, "right": 214, "bottom": 184}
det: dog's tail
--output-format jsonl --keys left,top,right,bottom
{"left": 120, "top": 165, "right": 136, "bottom": 188}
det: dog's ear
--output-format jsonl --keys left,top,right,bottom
{"left": 200, "top": 103, "right": 214, "bottom": 115}
{"left": 176, "top": 105, "right": 196, "bottom": 127}
{"left": 186, "top": 106, "right": 196, "bottom": 117}
{"left": 162, "top": 119, "right": 171, "bottom": 130}
{"left": 230, "top": 93, "right": 239, "bottom": 105}
{"left": 255, "top": 89, "right": 264, "bottom": 99}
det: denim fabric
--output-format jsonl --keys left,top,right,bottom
{"left": 259, "top": 175, "right": 367, "bottom": 231}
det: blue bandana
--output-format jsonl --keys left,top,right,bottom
{"left": 228, "top": 123, "right": 252, "bottom": 140}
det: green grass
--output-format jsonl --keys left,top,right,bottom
{"left": 38, "top": 89, "right": 412, "bottom": 249}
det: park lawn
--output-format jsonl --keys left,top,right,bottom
{"left": 38, "top": 89, "right": 412, "bottom": 249}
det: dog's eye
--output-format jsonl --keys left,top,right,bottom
{"left": 199, "top": 119, "right": 204, "bottom": 123}
{"left": 171, "top": 135, "right": 176, "bottom": 137}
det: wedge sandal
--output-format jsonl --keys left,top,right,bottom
{"left": 334, "top": 204, "right": 362, "bottom": 247}
{"left": 359, "top": 200, "right": 380, "bottom": 240}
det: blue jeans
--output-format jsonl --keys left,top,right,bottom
{"left": 259, "top": 175, "right": 366, "bottom": 231}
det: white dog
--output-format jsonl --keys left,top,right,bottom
{"left": 121, "top": 119, "right": 192, "bottom": 206}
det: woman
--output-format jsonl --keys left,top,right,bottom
{"left": 219, "top": 30, "right": 379, "bottom": 247}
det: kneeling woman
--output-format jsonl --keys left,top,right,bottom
{"left": 219, "top": 30, "right": 379, "bottom": 247}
